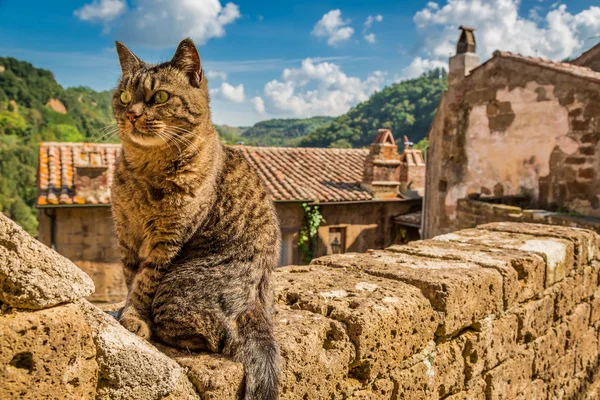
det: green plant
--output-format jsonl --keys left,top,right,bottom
{"left": 298, "top": 202, "right": 325, "bottom": 264}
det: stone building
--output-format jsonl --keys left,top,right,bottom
{"left": 37, "top": 129, "right": 424, "bottom": 302}
{"left": 423, "top": 26, "right": 600, "bottom": 238}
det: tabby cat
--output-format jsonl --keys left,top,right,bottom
{"left": 111, "top": 38, "right": 281, "bottom": 400}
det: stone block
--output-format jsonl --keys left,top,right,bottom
{"left": 590, "top": 288, "right": 600, "bottom": 325}
{"left": 391, "top": 360, "right": 439, "bottom": 400}
{"left": 325, "top": 252, "right": 504, "bottom": 337}
{"left": 548, "top": 276, "right": 578, "bottom": 321}
{"left": 443, "top": 379, "right": 486, "bottom": 400}
{"left": 462, "top": 314, "right": 519, "bottom": 383}
{"left": 566, "top": 303, "right": 591, "bottom": 346}
{"left": 484, "top": 349, "right": 534, "bottom": 400}
{"left": 157, "top": 347, "right": 243, "bottom": 400}
{"left": 385, "top": 240, "right": 547, "bottom": 306}
{"left": 389, "top": 340, "right": 465, "bottom": 400}
{"left": 0, "top": 304, "right": 98, "bottom": 400}
{"left": 532, "top": 323, "right": 569, "bottom": 378}
{"left": 274, "top": 307, "right": 354, "bottom": 400}
{"left": 434, "top": 228, "right": 574, "bottom": 287}
{"left": 273, "top": 266, "right": 438, "bottom": 380}
{"left": 515, "top": 295, "right": 555, "bottom": 343}
{"left": 480, "top": 221, "right": 598, "bottom": 266}
{"left": 0, "top": 212, "right": 95, "bottom": 309}
{"left": 432, "top": 340, "right": 464, "bottom": 398}
{"left": 516, "top": 379, "right": 547, "bottom": 400}
{"left": 76, "top": 300, "right": 198, "bottom": 400}
{"left": 546, "top": 351, "right": 576, "bottom": 399}
{"left": 574, "top": 327, "right": 599, "bottom": 375}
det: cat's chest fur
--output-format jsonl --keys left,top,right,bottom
{"left": 111, "top": 161, "right": 213, "bottom": 261}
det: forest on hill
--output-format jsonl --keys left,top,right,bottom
{"left": 300, "top": 68, "right": 447, "bottom": 148}
{"left": 0, "top": 56, "right": 446, "bottom": 234}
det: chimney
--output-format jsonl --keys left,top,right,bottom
{"left": 399, "top": 139, "right": 426, "bottom": 197}
{"left": 448, "top": 26, "right": 481, "bottom": 85}
{"left": 361, "top": 129, "right": 401, "bottom": 199}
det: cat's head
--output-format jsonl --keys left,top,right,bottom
{"left": 113, "top": 38, "right": 210, "bottom": 147}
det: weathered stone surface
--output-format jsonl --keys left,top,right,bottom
{"left": 274, "top": 265, "right": 438, "bottom": 380}
{"left": 517, "top": 379, "right": 547, "bottom": 400}
{"left": 77, "top": 300, "right": 199, "bottom": 400}
{"left": 275, "top": 306, "right": 354, "bottom": 400}
{"left": 484, "top": 349, "right": 534, "bottom": 400}
{"left": 0, "top": 212, "right": 94, "bottom": 309}
{"left": 444, "top": 378, "right": 486, "bottom": 400}
{"left": 574, "top": 327, "right": 598, "bottom": 375}
{"left": 590, "top": 287, "right": 600, "bottom": 325}
{"left": 546, "top": 351, "right": 576, "bottom": 399}
{"left": 480, "top": 221, "right": 599, "bottom": 266}
{"left": 0, "top": 304, "right": 98, "bottom": 400}
{"left": 462, "top": 314, "right": 519, "bottom": 383}
{"left": 515, "top": 295, "right": 555, "bottom": 343}
{"left": 434, "top": 228, "right": 574, "bottom": 286}
{"left": 158, "top": 345, "right": 243, "bottom": 400}
{"left": 533, "top": 323, "right": 569, "bottom": 378}
{"left": 386, "top": 239, "right": 546, "bottom": 305}
{"left": 549, "top": 276, "right": 579, "bottom": 321}
{"left": 317, "top": 252, "right": 503, "bottom": 337}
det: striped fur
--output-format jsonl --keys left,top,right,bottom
{"left": 111, "top": 39, "right": 281, "bottom": 400}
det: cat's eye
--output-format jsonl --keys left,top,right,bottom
{"left": 154, "top": 90, "right": 170, "bottom": 104}
{"left": 120, "top": 91, "right": 131, "bottom": 104}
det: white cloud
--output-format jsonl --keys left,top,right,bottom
{"left": 77, "top": 0, "right": 241, "bottom": 47}
{"left": 74, "top": 0, "right": 126, "bottom": 22}
{"left": 210, "top": 82, "right": 245, "bottom": 103}
{"left": 399, "top": 57, "right": 447, "bottom": 80}
{"left": 206, "top": 70, "right": 228, "bottom": 80}
{"left": 363, "top": 14, "right": 383, "bottom": 44}
{"left": 262, "top": 58, "right": 385, "bottom": 117}
{"left": 413, "top": 1, "right": 600, "bottom": 62}
{"left": 312, "top": 9, "right": 354, "bottom": 46}
{"left": 251, "top": 97, "right": 266, "bottom": 114}
{"left": 363, "top": 14, "right": 383, "bottom": 30}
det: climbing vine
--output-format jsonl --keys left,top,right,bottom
{"left": 298, "top": 202, "right": 325, "bottom": 264}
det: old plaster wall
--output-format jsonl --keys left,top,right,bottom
{"left": 424, "top": 57, "right": 600, "bottom": 238}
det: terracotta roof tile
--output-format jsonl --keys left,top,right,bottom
{"left": 492, "top": 51, "right": 600, "bottom": 83}
{"left": 37, "top": 143, "right": 376, "bottom": 206}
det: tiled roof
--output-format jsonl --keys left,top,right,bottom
{"left": 491, "top": 51, "right": 600, "bottom": 83}
{"left": 37, "top": 143, "right": 376, "bottom": 206}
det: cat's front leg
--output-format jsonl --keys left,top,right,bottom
{"left": 119, "top": 263, "right": 165, "bottom": 340}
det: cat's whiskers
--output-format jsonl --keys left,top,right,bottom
{"left": 164, "top": 129, "right": 202, "bottom": 157}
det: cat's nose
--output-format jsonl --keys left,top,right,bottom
{"left": 126, "top": 112, "right": 141, "bottom": 124}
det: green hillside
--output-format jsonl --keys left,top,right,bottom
{"left": 0, "top": 57, "right": 115, "bottom": 234}
{"left": 241, "top": 116, "right": 334, "bottom": 147}
{"left": 300, "top": 69, "right": 447, "bottom": 148}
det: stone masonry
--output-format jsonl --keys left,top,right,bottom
{"left": 2, "top": 211, "right": 600, "bottom": 399}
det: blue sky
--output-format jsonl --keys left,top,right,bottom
{"left": 1, "top": 0, "right": 599, "bottom": 126}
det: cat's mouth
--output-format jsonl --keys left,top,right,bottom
{"left": 132, "top": 128, "right": 154, "bottom": 138}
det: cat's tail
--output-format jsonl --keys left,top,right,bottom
{"left": 236, "top": 305, "right": 281, "bottom": 400}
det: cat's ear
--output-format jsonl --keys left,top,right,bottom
{"left": 115, "top": 41, "right": 143, "bottom": 75}
{"left": 171, "top": 38, "right": 203, "bottom": 87}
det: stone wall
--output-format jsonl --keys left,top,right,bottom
{"left": 454, "top": 197, "right": 600, "bottom": 234}
{"left": 4, "top": 211, "right": 600, "bottom": 399}
{"left": 423, "top": 54, "right": 600, "bottom": 238}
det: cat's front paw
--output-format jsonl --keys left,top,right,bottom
{"left": 119, "top": 313, "right": 152, "bottom": 340}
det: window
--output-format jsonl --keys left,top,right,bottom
{"left": 328, "top": 227, "right": 346, "bottom": 255}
